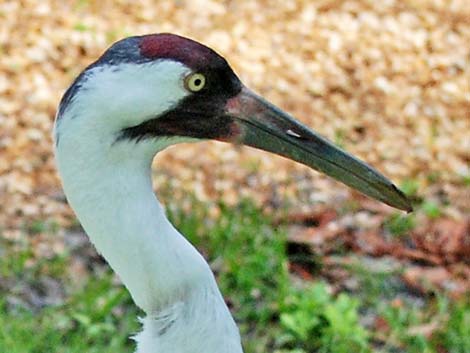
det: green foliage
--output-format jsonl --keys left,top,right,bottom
{"left": 68, "top": 273, "right": 138, "bottom": 342}
{"left": 23, "top": 219, "right": 59, "bottom": 236}
{"left": 279, "top": 283, "right": 370, "bottom": 353}
{"left": 400, "top": 179, "right": 420, "bottom": 197}
{"left": 346, "top": 259, "right": 400, "bottom": 306}
{"left": 73, "top": 22, "right": 91, "bottom": 32}
{"left": 334, "top": 129, "right": 346, "bottom": 148}
{"left": 379, "top": 295, "right": 470, "bottom": 353}
{"left": 461, "top": 173, "right": 470, "bottom": 186}
{"left": 434, "top": 299, "right": 470, "bottom": 353}
{"left": 0, "top": 275, "right": 137, "bottom": 353}
{"left": 381, "top": 302, "right": 435, "bottom": 353}
{"left": 421, "top": 201, "right": 442, "bottom": 219}
{"left": 384, "top": 213, "right": 416, "bottom": 236}
{"left": 425, "top": 172, "right": 441, "bottom": 184}
{"left": 1, "top": 199, "right": 468, "bottom": 353}
{"left": 0, "top": 231, "right": 138, "bottom": 353}
{"left": 211, "top": 201, "right": 288, "bottom": 323}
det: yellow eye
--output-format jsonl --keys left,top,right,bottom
{"left": 185, "top": 73, "right": 206, "bottom": 92}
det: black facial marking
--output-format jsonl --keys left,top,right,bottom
{"left": 119, "top": 47, "right": 243, "bottom": 142}
{"left": 57, "top": 33, "right": 244, "bottom": 143}
{"left": 119, "top": 69, "right": 242, "bottom": 142}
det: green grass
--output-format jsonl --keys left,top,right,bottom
{"left": 279, "top": 283, "right": 369, "bottom": 353}
{"left": 0, "top": 199, "right": 468, "bottom": 353}
{"left": 383, "top": 213, "right": 416, "bottom": 237}
{"left": 421, "top": 201, "right": 442, "bottom": 219}
{"left": 400, "top": 179, "right": 420, "bottom": 198}
{"left": 432, "top": 296, "right": 470, "bottom": 353}
{"left": 0, "top": 281, "right": 137, "bottom": 353}
{"left": 379, "top": 295, "right": 470, "bottom": 353}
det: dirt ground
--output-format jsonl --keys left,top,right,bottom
{"left": 0, "top": 0, "right": 469, "bottom": 297}
{"left": 1, "top": 0, "right": 469, "bottom": 225}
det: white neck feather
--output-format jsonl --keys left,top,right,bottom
{"left": 54, "top": 62, "right": 243, "bottom": 353}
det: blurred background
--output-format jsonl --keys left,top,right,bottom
{"left": 0, "top": 1, "right": 469, "bottom": 352}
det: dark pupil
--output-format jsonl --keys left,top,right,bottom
{"left": 194, "top": 78, "right": 202, "bottom": 86}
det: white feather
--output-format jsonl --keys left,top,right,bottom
{"left": 55, "top": 61, "right": 244, "bottom": 353}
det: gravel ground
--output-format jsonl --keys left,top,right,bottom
{"left": 0, "top": 0, "right": 469, "bottom": 234}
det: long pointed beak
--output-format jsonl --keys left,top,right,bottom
{"left": 224, "top": 87, "right": 412, "bottom": 212}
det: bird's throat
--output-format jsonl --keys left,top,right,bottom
{"left": 56, "top": 134, "right": 215, "bottom": 313}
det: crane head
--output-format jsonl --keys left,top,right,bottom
{"left": 56, "top": 33, "right": 412, "bottom": 212}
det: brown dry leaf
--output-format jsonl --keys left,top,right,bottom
{"left": 275, "top": 207, "right": 338, "bottom": 227}
{"left": 289, "top": 263, "right": 315, "bottom": 281}
{"left": 412, "top": 218, "right": 470, "bottom": 264}
{"left": 402, "top": 266, "right": 469, "bottom": 298}
{"left": 288, "top": 225, "right": 342, "bottom": 247}
{"left": 284, "top": 208, "right": 346, "bottom": 254}
{"left": 374, "top": 316, "right": 391, "bottom": 334}
{"left": 407, "top": 321, "right": 441, "bottom": 339}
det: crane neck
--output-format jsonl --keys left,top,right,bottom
{"left": 54, "top": 110, "right": 243, "bottom": 352}
{"left": 57, "top": 134, "right": 210, "bottom": 312}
